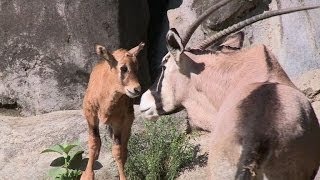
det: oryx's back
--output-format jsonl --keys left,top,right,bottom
{"left": 209, "top": 82, "right": 320, "bottom": 180}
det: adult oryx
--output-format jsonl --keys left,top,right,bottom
{"left": 140, "top": 1, "right": 320, "bottom": 180}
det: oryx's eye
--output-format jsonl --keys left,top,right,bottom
{"left": 163, "top": 59, "right": 168, "bottom": 64}
{"left": 120, "top": 65, "right": 128, "bottom": 73}
{"left": 160, "top": 58, "right": 168, "bottom": 67}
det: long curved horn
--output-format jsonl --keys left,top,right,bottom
{"left": 181, "top": 0, "right": 234, "bottom": 47}
{"left": 198, "top": 4, "right": 320, "bottom": 50}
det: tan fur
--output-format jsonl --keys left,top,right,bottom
{"left": 139, "top": 31, "right": 320, "bottom": 179}
{"left": 81, "top": 43, "right": 144, "bottom": 180}
{"left": 181, "top": 46, "right": 320, "bottom": 179}
{"left": 163, "top": 44, "right": 295, "bottom": 131}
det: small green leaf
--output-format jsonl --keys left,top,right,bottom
{"left": 68, "top": 151, "right": 84, "bottom": 169}
{"left": 48, "top": 167, "right": 67, "bottom": 178}
{"left": 62, "top": 144, "right": 78, "bottom": 155}
{"left": 50, "top": 156, "right": 65, "bottom": 167}
{"left": 41, "top": 144, "right": 65, "bottom": 155}
{"left": 79, "top": 158, "right": 103, "bottom": 171}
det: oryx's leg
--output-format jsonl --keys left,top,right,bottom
{"left": 81, "top": 109, "right": 101, "bottom": 180}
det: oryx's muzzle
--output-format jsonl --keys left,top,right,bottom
{"left": 139, "top": 90, "right": 159, "bottom": 119}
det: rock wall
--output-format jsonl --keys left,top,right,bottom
{"left": 0, "top": 0, "right": 150, "bottom": 116}
{"left": 164, "top": 0, "right": 320, "bottom": 79}
{"left": 1, "top": 0, "right": 319, "bottom": 116}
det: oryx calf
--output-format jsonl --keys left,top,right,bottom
{"left": 81, "top": 42, "right": 144, "bottom": 180}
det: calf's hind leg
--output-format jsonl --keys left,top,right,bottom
{"left": 81, "top": 109, "right": 101, "bottom": 180}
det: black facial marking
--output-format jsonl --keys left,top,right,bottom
{"left": 120, "top": 65, "right": 128, "bottom": 81}
{"left": 149, "top": 66, "right": 184, "bottom": 115}
{"left": 120, "top": 65, "right": 128, "bottom": 73}
{"left": 166, "top": 28, "right": 183, "bottom": 54}
{"left": 150, "top": 66, "right": 166, "bottom": 114}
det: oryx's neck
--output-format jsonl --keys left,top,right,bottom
{"left": 184, "top": 45, "right": 294, "bottom": 110}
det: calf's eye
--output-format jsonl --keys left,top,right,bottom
{"left": 120, "top": 65, "right": 128, "bottom": 73}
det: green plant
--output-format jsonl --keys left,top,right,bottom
{"left": 41, "top": 143, "right": 84, "bottom": 180}
{"left": 125, "top": 116, "right": 195, "bottom": 180}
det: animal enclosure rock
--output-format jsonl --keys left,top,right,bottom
{"left": 192, "top": 0, "right": 271, "bottom": 32}
{"left": 165, "top": 0, "right": 320, "bottom": 78}
{"left": 0, "top": 110, "right": 118, "bottom": 180}
{"left": 0, "top": 106, "right": 191, "bottom": 180}
{"left": 0, "top": 0, "right": 150, "bottom": 116}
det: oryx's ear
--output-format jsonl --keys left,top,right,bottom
{"left": 218, "top": 31, "right": 244, "bottom": 52}
{"left": 166, "top": 28, "right": 184, "bottom": 56}
{"left": 95, "top": 44, "right": 117, "bottom": 68}
{"left": 129, "top": 42, "right": 145, "bottom": 57}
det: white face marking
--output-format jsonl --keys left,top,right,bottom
{"left": 125, "top": 89, "right": 140, "bottom": 98}
{"left": 160, "top": 53, "right": 180, "bottom": 112}
{"left": 140, "top": 52, "right": 185, "bottom": 119}
{"left": 139, "top": 90, "right": 159, "bottom": 119}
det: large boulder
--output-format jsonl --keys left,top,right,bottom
{"left": 0, "top": 0, "right": 150, "bottom": 116}
{"left": 0, "top": 105, "right": 152, "bottom": 180}
{"left": 0, "top": 110, "right": 118, "bottom": 180}
{"left": 163, "top": 0, "right": 320, "bottom": 78}
{"left": 0, "top": 106, "right": 190, "bottom": 179}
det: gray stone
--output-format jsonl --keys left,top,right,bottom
{"left": 0, "top": 105, "right": 190, "bottom": 179}
{"left": 242, "top": 0, "right": 320, "bottom": 78}
{"left": 0, "top": 0, "right": 150, "bottom": 116}
{"left": 166, "top": 0, "right": 320, "bottom": 79}
{"left": 192, "top": 0, "right": 271, "bottom": 32}
{"left": 0, "top": 110, "right": 116, "bottom": 180}
{"left": 0, "top": 108, "right": 153, "bottom": 180}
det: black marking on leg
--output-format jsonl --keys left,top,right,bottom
{"left": 106, "top": 125, "right": 113, "bottom": 138}
{"left": 113, "top": 134, "right": 121, "bottom": 145}
{"left": 92, "top": 126, "right": 100, "bottom": 137}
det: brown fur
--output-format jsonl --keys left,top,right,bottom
{"left": 81, "top": 43, "right": 144, "bottom": 180}
{"left": 139, "top": 30, "right": 320, "bottom": 179}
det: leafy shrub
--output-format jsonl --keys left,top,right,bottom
{"left": 41, "top": 143, "right": 84, "bottom": 180}
{"left": 125, "top": 116, "right": 195, "bottom": 180}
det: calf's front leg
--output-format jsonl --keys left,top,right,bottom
{"left": 112, "top": 132, "right": 127, "bottom": 180}
{"left": 111, "top": 114, "right": 133, "bottom": 180}
{"left": 81, "top": 110, "right": 101, "bottom": 180}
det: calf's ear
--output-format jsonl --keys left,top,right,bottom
{"left": 129, "top": 42, "right": 145, "bottom": 57}
{"left": 166, "top": 28, "right": 184, "bottom": 58}
{"left": 95, "top": 44, "right": 117, "bottom": 68}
